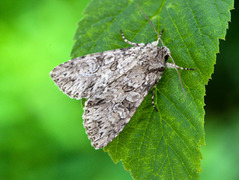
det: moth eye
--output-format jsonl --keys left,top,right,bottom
{"left": 164, "top": 55, "right": 169, "bottom": 61}
{"left": 159, "top": 66, "right": 165, "bottom": 72}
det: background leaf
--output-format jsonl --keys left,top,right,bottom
{"left": 72, "top": 0, "right": 234, "bottom": 179}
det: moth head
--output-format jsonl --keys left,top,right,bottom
{"left": 151, "top": 46, "right": 171, "bottom": 72}
{"left": 155, "top": 46, "right": 170, "bottom": 61}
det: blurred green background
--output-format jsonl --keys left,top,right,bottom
{"left": 0, "top": 0, "right": 238, "bottom": 179}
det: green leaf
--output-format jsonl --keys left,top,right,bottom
{"left": 72, "top": 0, "right": 234, "bottom": 179}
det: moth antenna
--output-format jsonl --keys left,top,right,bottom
{"left": 135, "top": 3, "right": 187, "bottom": 99}
{"left": 168, "top": 54, "right": 187, "bottom": 99}
{"left": 135, "top": 3, "right": 164, "bottom": 46}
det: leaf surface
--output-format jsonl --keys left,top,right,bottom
{"left": 72, "top": 0, "right": 234, "bottom": 179}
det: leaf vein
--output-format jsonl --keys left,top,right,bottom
{"left": 162, "top": 118, "right": 197, "bottom": 161}
{"left": 214, "top": 0, "right": 224, "bottom": 34}
{"left": 157, "top": 89, "right": 200, "bottom": 136}
{"left": 158, "top": 109, "right": 174, "bottom": 179}
{"left": 167, "top": 144, "right": 192, "bottom": 178}
{"left": 135, "top": 109, "right": 154, "bottom": 179}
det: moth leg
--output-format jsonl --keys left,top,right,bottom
{"left": 120, "top": 30, "right": 139, "bottom": 46}
{"left": 166, "top": 63, "right": 194, "bottom": 70}
{"left": 151, "top": 80, "right": 159, "bottom": 112}
{"left": 166, "top": 62, "right": 194, "bottom": 99}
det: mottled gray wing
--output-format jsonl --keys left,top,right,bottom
{"left": 50, "top": 47, "right": 141, "bottom": 99}
{"left": 83, "top": 65, "right": 161, "bottom": 149}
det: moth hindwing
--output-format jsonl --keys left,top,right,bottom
{"left": 50, "top": 6, "right": 194, "bottom": 149}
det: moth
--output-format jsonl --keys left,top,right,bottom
{"left": 50, "top": 5, "right": 194, "bottom": 149}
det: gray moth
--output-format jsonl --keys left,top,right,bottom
{"left": 50, "top": 5, "right": 194, "bottom": 149}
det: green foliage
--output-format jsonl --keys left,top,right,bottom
{"left": 72, "top": 0, "right": 234, "bottom": 179}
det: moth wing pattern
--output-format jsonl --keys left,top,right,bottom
{"left": 50, "top": 47, "right": 141, "bottom": 100}
{"left": 83, "top": 63, "right": 161, "bottom": 149}
{"left": 50, "top": 41, "right": 171, "bottom": 149}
